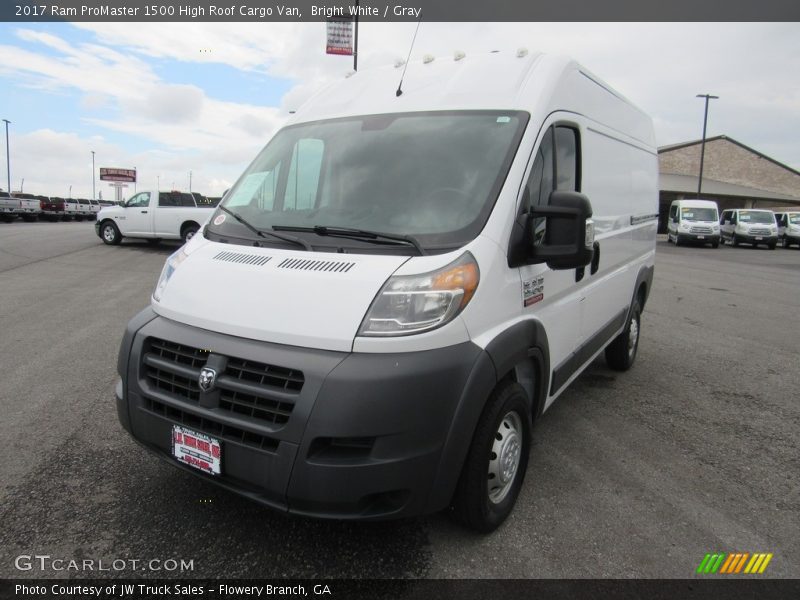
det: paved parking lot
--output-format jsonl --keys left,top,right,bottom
{"left": 1, "top": 222, "right": 798, "bottom": 579}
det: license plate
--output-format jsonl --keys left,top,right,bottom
{"left": 697, "top": 235, "right": 705, "bottom": 239}
{"left": 755, "top": 236, "right": 763, "bottom": 240}
{"left": 172, "top": 425, "right": 221, "bottom": 475}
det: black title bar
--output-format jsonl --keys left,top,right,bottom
{"left": 3, "top": 0, "right": 800, "bottom": 22}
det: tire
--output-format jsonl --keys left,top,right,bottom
{"left": 674, "top": 234, "right": 681, "bottom": 247}
{"left": 605, "top": 297, "right": 642, "bottom": 372}
{"left": 711, "top": 241, "right": 719, "bottom": 249}
{"left": 100, "top": 221, "right": 122, "bottom": 245}
{"left": 768, "top": 242, "right": 776, "bottom": 250}
{"left": 181, "top": 224, "right": 199, "bottom": 244}
{"left": 781, "top": 237, "right": 789, "bottom": 248}
{"left": 452, "top": 381, "right": 531, "bottom": 533}
{"left": 731, "top": 234, "right": 739, "bottom": 247}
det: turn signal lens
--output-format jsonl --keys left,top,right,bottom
{"left": 359, "top": 252, "right": 479, "bottom": 337}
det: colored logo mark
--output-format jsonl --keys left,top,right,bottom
{"left": 696, "top": 552, "right": 773, "bottom": 574}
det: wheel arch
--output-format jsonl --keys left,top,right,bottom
{"left": 180, "top": 220, "right": 200, "bottom": 234}
{"left": 424, "top": 320, "right": 551, "bottom": 514}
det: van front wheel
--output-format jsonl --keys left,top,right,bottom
{"left": 605, "top": 298, "right": 642, "bottom": 371}
{"left": 452, "top": 381, "right": 531, "bottom": 533}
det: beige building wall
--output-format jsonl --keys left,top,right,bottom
{"left": 659, "top": 138, "right": 800, "bottom": 198}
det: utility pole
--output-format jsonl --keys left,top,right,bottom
{"left": 696, "top": 94, "right": 719, "bottom": 198}
{"left": 91, "top": 150, "right": 96, "bottom": 200}
{"left": 2, "top": 119, "right": 10, "bottom": 195}
{"left": 189, "top": 170, "right": 192, "bottom": 193}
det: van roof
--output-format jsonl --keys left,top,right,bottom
{"left": 291, "top": 52, "right": 655, "bottom": 147}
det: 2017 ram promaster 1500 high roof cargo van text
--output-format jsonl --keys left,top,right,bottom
{"left": 115, "top": 52, "right": 658, "bottom": 532}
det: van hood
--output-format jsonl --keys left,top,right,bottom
{"left": 152, "top": 240, "right": 410, "bottom": 352}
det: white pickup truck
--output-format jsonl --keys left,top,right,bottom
{"left": 95, "top": 190, "right": 214, "bottom": 245}
{"left": 0, "top": 192, "right": 40, "bottom": 222}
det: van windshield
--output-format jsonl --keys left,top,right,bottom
{"left": 681, "top": 207, "right": 717, "bottom": 221}
{"left": 739, "top": 211, "right": 774, "bottom": 224}
{"left": 208, "top": 111, "right": 528, "bottom": 252}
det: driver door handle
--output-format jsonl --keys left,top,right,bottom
{"left": 141, "top": 210, "right": 148, "bottom": 213}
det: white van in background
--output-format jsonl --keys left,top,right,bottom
{"left": 666, "top": 199, "right": 720, "bottom": 247}
{"left": 114, "top": 52, "right": 658, "bottom": 532}
{"left": 719, "top": 208, "right": 778, "bottom": 249}
{"left": 773, "top": 210, "right": 800, "bottom": 248}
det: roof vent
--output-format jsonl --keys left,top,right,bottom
{"left": 422, "top": 54, "right": 435, "bottom": 64}
{"left": 394, "top": 59, "right": 405, "bottom": 68}
{"left": 517, "top": 48, "right": 529, "bottom": 58}
{"left": 213, "top": 251, "right": 272, "bottom": 266}
{"left": 277, "top": 258, "right": 355, "bottom": 273}
{"left": 454, "top": 50, "right": 465, "bottom": 61}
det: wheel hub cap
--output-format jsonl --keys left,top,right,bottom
{"left": 488, "top": 411, "right": 523, "bottom": 504}
{"left": 628, "top": 318, "right": 639, "bottom": 357}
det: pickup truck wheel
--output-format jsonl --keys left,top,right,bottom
{"left": 101, "top": 221, "right": 122, "bottom": 245}
{"left": 605, "top": 297, "right": 642, "bottom": 371}
{"left": 181, "top": 224, "right": 199, "bottom": 243}
{"left": 452, "top": 381, "right": 531, "bottom": 533}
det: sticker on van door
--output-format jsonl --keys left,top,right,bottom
{"left": 523, "top": 276, "right": 544, "bottom": 307}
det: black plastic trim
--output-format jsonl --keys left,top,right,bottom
{"left": 550, "top": 308, "right": 627, "bottom": 395}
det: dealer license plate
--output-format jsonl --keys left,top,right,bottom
{"left": 755, "top": 236, "right": 763, "bottom": 240}
{"left": 697, "top": 235, "right": 705, "bottom": 239}
{"left": 172, "top": 425, "right": 221, "bottom": 475}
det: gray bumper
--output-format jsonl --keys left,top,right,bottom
{"left": 116, "top": 308, "right": 495, "bottom": 520}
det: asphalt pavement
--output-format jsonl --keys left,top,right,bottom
{"left": 1, "top": 222, "right": 798, "bottom": 579}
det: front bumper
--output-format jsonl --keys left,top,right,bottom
{"left": 116, "top": 309, "right": 494, "bottom": 520}
{"left": 737, "top": 233, "right": 778, "bottom": 245}
{"left": 677, "top": 232, "right": 719, "bottom": 244}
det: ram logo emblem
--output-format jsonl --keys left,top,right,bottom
{"left": 198, "top": 367, "right": 217, "bottom": 392}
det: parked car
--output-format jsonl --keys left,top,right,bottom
{"left": 10, "top": 193, "right": 41, "bottom": 222}
{"left": 773, "top": 210, "right": 800, "bottom": 248}
{"left": 89, "top": 199, "right": 101, "bottom": 220}
{"left": 667, "top": 199, "right": 720, "bottom": 247}
{"left": 41, "top": 197, "right": 66, "bottom": 220}
{"left": 114, "top": 53, "right": 658, "bottom": 532}
{"left": 95, "top": 190, "right": 213, "bottom": 245}
{"left": 720, "top": 208, "right": 778, "bottom": 249}
{"left": 64, "top": 198, "right": 80, "bottom": 220}
{"left": 0, "top": 191, "right": 16, "bottom": 222}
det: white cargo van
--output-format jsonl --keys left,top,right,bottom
{"left": 114, "top": 53, "right": 658, "bottom": 531}
{"left": 774, "top": 210, "right": 800, "bottom": 248}
{"left": 719, "top": 208, "right": 778, "bottom": 249}
{"left": 666, "top": 199, "right": 720, "bottom": 247}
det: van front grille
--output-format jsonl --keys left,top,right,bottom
{"left": 690, "top": 226, "right": 713, "bottom": 234}
{"left": 141, "top": 337, "right": 303, "bottom": 427}
{"left": 749, "top": 228, "right": 771, "bottom": 236}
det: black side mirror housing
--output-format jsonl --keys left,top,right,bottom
{"left": 672, "top": 215, "right": 679, "bottom": 223}
{"left": 528, "top": 191, "right": 594, "bottom": 270}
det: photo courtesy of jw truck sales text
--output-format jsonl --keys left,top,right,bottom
{"left": 115, "top": 51, "right": 657, "bottom": 532}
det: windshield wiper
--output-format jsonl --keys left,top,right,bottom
{"left": 273, "top": 225, "right": 427, "bottom": 256}
{"left": 216, "top": 205, "right": 312, "bottom": 251}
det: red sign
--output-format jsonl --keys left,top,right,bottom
{"left": 326, "top": 20, "right": 353, "bottom": 55}
{"left": 100, "top": 167, "right": 136, "bottom": 183}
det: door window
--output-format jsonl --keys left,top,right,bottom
{"left": 126, "top": 192, "right": 150, "bottom": 208}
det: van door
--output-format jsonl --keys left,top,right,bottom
{"left": 668, "top": 203, "right": 678, "bottom": 240}
{"left": 517, "top": 122, "right": 581, "bottom": 397}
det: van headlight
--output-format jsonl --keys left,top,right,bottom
{"left": 359, "top": 252, "right": 479, "bottom": 337}
{"left": 153, "top": 247, "right": 189, "bottom": 302}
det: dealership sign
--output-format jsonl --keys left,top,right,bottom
{"left": 99, "top": 168, "right": 136, "bottom": 183}
{"left": 326, "top": 19, "right": 353, "bottom": 55}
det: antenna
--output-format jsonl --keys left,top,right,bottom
{"left": 395, "top": 20, "right": 422, "bottom": 97}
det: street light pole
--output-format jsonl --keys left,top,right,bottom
{"left": 2, "top": 119, "right": 10, "bottom": 195}
{"left": 69, "top": 184, "right": 72, "bottom": 198}
{"left": 696, "top": 94, "right": 719, "bottom": 198}
{"left": 91, "top": 150, "right": 96, "bottom": 200}
{"left": 189, "top": 170, "right": 192, "bottom": 193}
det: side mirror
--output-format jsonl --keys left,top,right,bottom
{"left": 528, "top": 191, "right": 594, "bottom": 270}
{"left": 672, "top": 215, "right": 679, "bottom": 224}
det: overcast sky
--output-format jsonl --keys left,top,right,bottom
{"left": 0, "top": 22, "right": 798, "bottom": 198}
